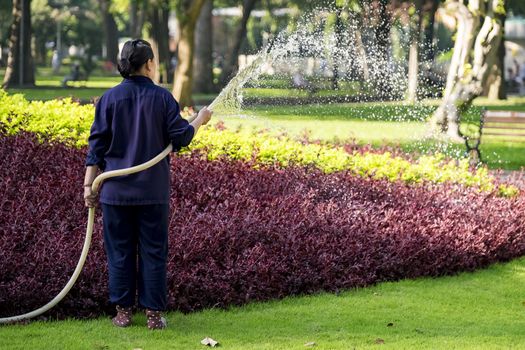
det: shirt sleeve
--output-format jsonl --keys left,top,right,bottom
{"left": 85, "top": 95, "right": 112, "bottom": 170}
{"left": 166, "top": 94, "right": 195, "bottom": 151}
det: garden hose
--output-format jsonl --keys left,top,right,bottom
{"left": 0, "top": 37, "right": 263, "bottom": 324}
{"left": 0, "top": 144, "right": 174, "bottom": 324}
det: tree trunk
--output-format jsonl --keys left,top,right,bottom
{"left": 331, "top": 7, "right": 343, "bottom": 91}
{"left": 100, "top": 0, "right": 119, "bottom": 65}
{"left": 3, "top": 0, "right": 35, "bottom": 88}
{"left": 422, "top": 0, "right": 439, "bottom": 62}
{"left": 373, "top": 0, "right": 392, "bottom": 98}
{"left": 193, "top": 0, "right": 214, "bottom": 93}
{"left": 406, "top": 41, "right": 419, "bottom": 103}
{"left": 130, "top": 0, "right": 146, "bottom": 38}
{"left": 172, "top": 0, "right": 207, "bottom": 107}
{"left": 350, "top": 11, "right": 369, "bottom": 90}
{"left": 355, "top": 29, "right": 369, "bottom": 78}
{"left": 147, "top": 0, "right": 170, "bottom": 83}
{"left": 429, "top": 0, "right": 504, "bottom": 139}
{"left": 218, "top": 0, "right": 258, "bottom": 87}
{"left": 487, "top": 13, "right": 506, "bottom": 100}
{"left": 130, "top": 1, "right": 139, "bottom": 37}
{"left": 406, "top": 0, "right": 424, "bottom": 103}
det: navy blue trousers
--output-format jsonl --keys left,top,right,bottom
{"left": 101, "top": 203, "right": 169, "bottom": 311}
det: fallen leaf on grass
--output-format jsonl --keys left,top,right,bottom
{"left": 375, "top": 338, "right": 385, "bottom": 344}
{"left": 304, "top": 341, "right": 316, "bottom": 347}
{"left": 201, "top": 337, "right": 219, "bottom": 347}
{"left": 386, "top": 323, "right": 394, "bottom": 327}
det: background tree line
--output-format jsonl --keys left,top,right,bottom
{"left": 1, "top": 0, "right": 525, "bottom": 138}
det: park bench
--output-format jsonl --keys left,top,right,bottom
{"left": 462, "top": 110, "right": 525, "bottom": 163}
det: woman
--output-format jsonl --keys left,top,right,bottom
{"left": 83, "top": 39, "right": 212, "bottom": 330}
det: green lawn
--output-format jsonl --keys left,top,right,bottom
{"left": 216, "top": 98, "right": 525, "bottom": 170}
{"left": 0, "top": 67, "right": 121, "bottom": 101}
{"left": 2, "top": 257, "right": 525, "bottom": 349}
{"left": 0, "top": 68, "right": 217, "bottom": 103}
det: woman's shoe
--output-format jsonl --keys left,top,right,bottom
{"left": 145, "top": 309, "right": 167, "bottom": 330}
{"left": 112, "top": 305, "right": 133, "bottom": 327}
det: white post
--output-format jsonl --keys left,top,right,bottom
{"left": 57, "top": 19, "right": 62, "bottom": 58}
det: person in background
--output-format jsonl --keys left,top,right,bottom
{"left": 83, "top": 39, "right": 212, "bottom": 330}
{"left": 62, "top": 62, "right": 81, "bottom": 87}
{"left": 52, "top": 49, "right": 61, "bottom": 73}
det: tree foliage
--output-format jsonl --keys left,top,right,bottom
{"left": 0, "top": 0, "right": 12, "bottom": 45}
{"left": 508, "top": 0, "right": 525, "bottom": 16}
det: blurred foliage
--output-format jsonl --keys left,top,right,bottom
{"left": 0, "top": 0, "right": 11, "bottom": 47}
{"left": 31, "top": 0, "right": 103, "bottom": 66}
{"left": 508, "top": 0, "right": 525, "bottom": 16}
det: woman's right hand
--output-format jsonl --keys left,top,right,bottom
{"left": 197, "top": 106, "right": 213, "bottom": 125}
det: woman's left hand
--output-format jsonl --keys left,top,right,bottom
{"left": 84, "top": 186, "right": 98, "bottom": 208}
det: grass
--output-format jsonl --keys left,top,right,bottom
{"left": 2, "top": 257, "right": 525, "bottom": 349}
{"left": 0, "top": 67, "right": 121, "bottom": 101}
{"left": 216, "top": 98, "right": 525, "bottom": 170}
{"left": 0, "top": 68, "right": 216, "bottom": 103}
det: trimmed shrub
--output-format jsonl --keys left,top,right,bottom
{"left": 0, "top": 90, "right": 510, "bottom": 193}
{"left": 1, "top": 132, "right": 525, "bottom": 319}
{"left": 0, "top": 91, "right": 93, "bottom": 148}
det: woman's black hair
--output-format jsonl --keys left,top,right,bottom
{"left": 117, "top": 39, "right": 154, "bottom": 79}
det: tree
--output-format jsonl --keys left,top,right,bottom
{"left": 0, "top": 0, "right": 14, "bottom": 64}
{"left": 193, "top": 0, "right": 214, "bottom": 93}
{"left": 406, "top": 0, "right": 424, "bottom": 103}
{"left": 146, "top": 0, "right": 170, "bottom": 83}
{"left": 406, "top": 0, "right": 442, "bottom": 102}
{"left": 484, "top": 12, "right": 506, "bottom": 100}
{"left": 346, "top": 1, "right": 370, "bottom": 90}
{"left": 172, "top": 0, "right": 207, "bottom": 107}
{"left": 99, "top": 0, "right": 119, "bottom": 65}
{"left": 130, "top": 0, "right": 146, "bottom": 38}
{"left": 508, "top": 0, "right": 525, "bottom": 15}
{"left": 218, "top": 0, "right": 259, "bottom": 88}
{"left": 429, "top": 0, "right": 505, "bottom": 139}
{"left": 422, "top": 0, "right": 440, "bottom": 62}
{"left": 364, "top": 0, "right": 393, "bottom": 98}
{"left": 331, "top": 5, "right": 344, "bottom": 90}
{"left": 3, "top": 0, "right": 35, "bottom": 88}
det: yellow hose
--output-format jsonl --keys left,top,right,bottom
{"left": 0, "top": 144, "right": 174, "bottom": 324}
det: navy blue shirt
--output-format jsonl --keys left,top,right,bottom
{"left": 85, "top": 75, "right": 194, "bottom": 205}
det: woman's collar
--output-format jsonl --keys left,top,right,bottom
{"left": 125, "top": 75, "right": 154, "bottom": 84}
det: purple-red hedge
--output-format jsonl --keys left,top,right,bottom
{"left": 1, "top": 132, "right": 525, "bottom": 320}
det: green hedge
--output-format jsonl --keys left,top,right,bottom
{"left": 0, "top": 91, "right": 93, "bottom": 148}
{"left": 0, "top": 90, "right": 517, "bottom": 196}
